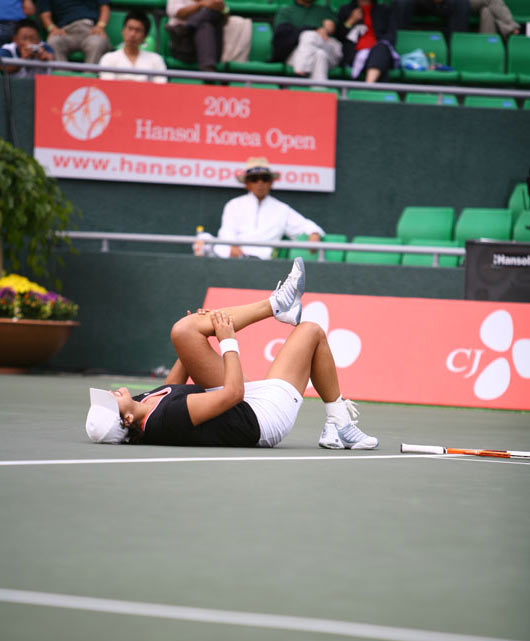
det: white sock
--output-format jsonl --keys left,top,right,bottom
{"left": 324, "top": 395, "right": 350, "bottom": 427}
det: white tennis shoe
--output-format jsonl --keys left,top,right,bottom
{"left": 269, "top": 257, "right": 305, "bottom": 326}
{"left": 319, "top": 399, "right": 378, "bottom": 450}
{"left": 319, "top": 422, "right": 379, "bottom": 450}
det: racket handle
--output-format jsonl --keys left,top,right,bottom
{"left": 401, "top": 443, "right": 445, "bottom": 455}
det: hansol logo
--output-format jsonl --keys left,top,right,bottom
{"left": 62, "top": 86, "right": 111, "bottom": 141}
{"left": 446, "top": 310, "right": 530, "bottom": 400}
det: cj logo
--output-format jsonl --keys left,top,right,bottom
{"left": 62, "top": 87, "right": 111, "bottom": 140}
{"left": 446, "top": 310, "right": 530, "bottom": 400}
{"left": 265, "top": 301, "right": 361, "bottom": 373}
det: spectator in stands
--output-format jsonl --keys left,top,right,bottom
{"left": 272, "top": 0, "right": 342, "bottom": 82}
{"left": 390, "top": 0, "right": 469, "bottom": 41}
{"left": 38, "top": 0, "right": 111, "bottom": 64}
{"left": 336, "top": 0, "right": 398, "bottom": 82}
{"left": 0, "top": 0, "right": 35, "bottom": 46}
{"left": 469, "top": 0, "right": 519, "bottom": 38}
{"left": 0, "top": 18, "right": 54, "bottom": 77}
{"left": 166, "top": 0, "right": 226, "bottom": 71}
{"left": 99, "top": 11, "right": 167, "bottom": 83}
{"left": 197, "top": 158, "right": 325, "bottom": 260}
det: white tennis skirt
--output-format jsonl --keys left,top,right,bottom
{"left": 243, "top": 379, "right": 303, "bottom": 448}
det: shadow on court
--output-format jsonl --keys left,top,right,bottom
{"left": 1, "top": 374, "right": 529, "bottom": 641}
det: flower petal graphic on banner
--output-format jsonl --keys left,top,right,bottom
{"left": 62, "top": 87, "right": 111, "bottom": 141}
{"left": 474, "top": 357, "right": 511, "bottom": 400}
{"left": 479, "top": 310, "right": 513, "bottom": 353}
{"left": 512, "top": 339, "right": 530, "bottom": 378}
{"left": 328, "top": 329, "right": 362, "bottom": 368}
{"left": 301, "top": 301, "right": 329, "bottom": 334}
{"left": 301, "top": 301, "right": 361, "bottom": 368}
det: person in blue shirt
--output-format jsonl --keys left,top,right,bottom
{"left": 38, "top": 0, "right": 111, "bottom": 63}
{"left": 0, "top": 18, "right": 54, "bottom": 77}
{"left": 0, "top": 0, "right": 36, "bottom": 46}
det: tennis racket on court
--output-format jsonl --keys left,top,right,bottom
{"left": 401, "top": 443, "right": 530, "bottom": 459}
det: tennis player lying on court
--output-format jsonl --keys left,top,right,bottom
{"left": 85, "top": 258, "right": 378, "bottom": 450}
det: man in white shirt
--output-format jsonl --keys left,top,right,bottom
{"left": 99, "top": 10, "right": 167, "bottom": 83}
{"left": 211, "top": 158, "right": 325, "bottom": 260}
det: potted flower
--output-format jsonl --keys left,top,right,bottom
{"left": 0, "top": 274, "right": 79, "bottom": 371}
{"left": 0, "top": 140, "right": 81, "bottom": 372}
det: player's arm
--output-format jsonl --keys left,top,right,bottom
{"left": 186, "top": 311, "right": 244, "bottom": 426}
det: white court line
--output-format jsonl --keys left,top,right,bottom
{"left": 0, "top": 455, "right": 526, "bottom": 468}
{"left": 0, "top": 454, "right": 459, "bottom": 467}
{"left": 0, "top": 588, "right": 520, "bottom": 641}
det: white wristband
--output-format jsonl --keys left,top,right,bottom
{"left": 219, "top": 338, "right": 239, "bottom": 356}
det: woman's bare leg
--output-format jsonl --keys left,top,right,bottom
{"left": 264, "top": 322, "right": 340, "bottom": 402}
{"left": 170, "top": 258, "right": 305, "bottom": 389}
{"left": 170, "top": 298, "right": 273, "bottom": 389}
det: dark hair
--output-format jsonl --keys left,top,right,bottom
{"left": 14, "top": 18, "right": 40, "bottom": 37}
{"left": 120, "top": 417, "right": 145, "bottom": 445}
{"left": 123, "top": 10, "right": 150, "bottom": 37}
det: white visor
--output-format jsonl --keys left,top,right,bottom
{"left": 85, "top": 388, "right": 128, "bottom": 444}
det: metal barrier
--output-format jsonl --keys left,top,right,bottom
{"left": 2, "top": 57, "right": 530, "bottom": 102}
{"left": 59, "top": 230, "right": 466, "bottom": 266}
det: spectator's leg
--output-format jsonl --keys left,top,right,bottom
{"left": 82, "top": 33, "right": 111, "bottom": 64}
{"left": 187, "top": 7, "right": 224, "bottom": 70}
{"left": 47, "top": 32, "right": 78, "bottom": 61}
{"left": 364, "top": 41, "right": 393, "bottom": 82}
{"left": 476, "top": 0, "right": 519, "bottom": 36}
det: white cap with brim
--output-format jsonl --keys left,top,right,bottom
{"left": 86, "top": 388, "right": 128, "bottom": 444}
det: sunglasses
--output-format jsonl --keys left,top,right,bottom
{"left": 247, "top": 174, "right": 273, "bottom": 183}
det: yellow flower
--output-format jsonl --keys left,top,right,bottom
{"left": 0, "top": 274, "right": 47, "bottom": 294}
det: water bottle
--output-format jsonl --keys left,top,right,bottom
{"left": 193, "top": 225, "right": 213, "bottom": 257}
{"left": 428, "top": 51, "right": 436, "bottom": 71}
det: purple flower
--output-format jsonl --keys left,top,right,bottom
{"left": 0, "top": 287, "right": 16, "bottom": 300}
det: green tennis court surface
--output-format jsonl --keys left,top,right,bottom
{"left": 1, "top": 374, "right": 529, "bottom": 641}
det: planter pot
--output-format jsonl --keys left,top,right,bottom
{"left": 0, "top": 318, "right": 80, "bottom": 371}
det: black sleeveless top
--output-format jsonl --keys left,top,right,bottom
{"left": 133, "top": 384, "right": 260, "bottom": 447}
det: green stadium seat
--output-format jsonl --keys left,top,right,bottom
{"left": 402, "top": 239, "right": 460, "bottom": 267}
{"left": 226, "top": 22, "right": 284, "bottom": 75}
{"left": 230, "top": 82, "right": 280, "bottom": 89}
{"left": 170, "top": 77, "right": 204, "bottom": 84}
{"left": 524, "top": 100, "right": 530, "bottom": 109}
{"left": 463, "top": 96, "right": 517, "bottom": 109}
{"left": 284, "top": 65, "right": 346, "bottom": 79}
{"left": 287, "top": 234, "right": 319, "bottom": 261}
{"left": 450, "top": 33, "right": 515, "bottom": 86}
{"left": 396, "top": 207, "right": 455, "bottom": 242}
{"left": 289, "top": 86, "right": 340, "bottom": 95}
{"left": 405, "top": 92, "right": 457, "bottom": 106}
{"left": 396, "top": 30, "right": 459, "bottom": 84}
{"left": 455, "top": 208, "right": 513, "bottom": 244}
{"left": 323, "top": 234, "right": 348, "bottom": 262}
{"left": 505, "top": 0, "right": 530, "bottom": 23}
{"left": 512, "top": 211, "right": 530, "bottom": 241}
{"left": 287, "top": 233, "right": 346, "bottom": 262}
{"left": 508, "top": 36, "right": 530, "bottom": 87}
{"left": 346, "top": 236, "right": 402, "bottom": 265}
{"left": 508, "top": 183, "right": 530, "bottom": 219}
{"left": 225, "top": 0, "right": 278, "bottom": 17}
{"left": 346, "top": 89, "right": 400, "bottom": 103}
{"left": 160, "top": 17, "right": 225, "bottom": 71}
{"left": 51, "top": 70, "right": 98, "bottom": 77}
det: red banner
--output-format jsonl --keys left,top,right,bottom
{"left": 34, "top": 76, "right": 337, "bottom": 191}
{"left": 203, "top": 288, "right": 530, "bottom": 410}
